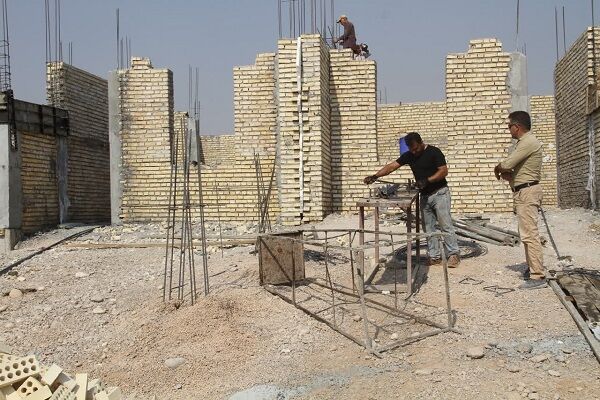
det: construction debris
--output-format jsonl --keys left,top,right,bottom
{"left": 453, "top": 218, "right": 520, "bottom": 246}
{"left": 0, "top": 349, "right": 122, "bottom": 400}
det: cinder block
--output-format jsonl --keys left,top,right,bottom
{"left": 1, "top": 385, "right": 17, "bottom": 400}
{"left": 21, "top": 385, "right": 51, "bottom": 400}
{"left": 0, "top": 355, "right": 40, "bottom": 389}
{"left": 74, "top": 374, "right": 87, "bottom": 400}
{"left": 94, "top": 387, "right": 123, "bottom": 400}
{"left": 85, "top": 379, "right": 105, "bottom": 400}
{"left": 16, "top": 376, "right": 44, "bottom": 396}
{"left": 49, "top": 385, "right": 76, "bottom": 400}
{"left": 41, "top": 365, "right": 63, "bottom": 387}
{"left": 0, "top": 344, "right": 11, "bottom": 355}
{"left": 56, "top": 374, "right": 76, "bottom": 392}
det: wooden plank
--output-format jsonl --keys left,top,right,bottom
{"left": 558, "top": 274, "right": 600, "bottom": 323}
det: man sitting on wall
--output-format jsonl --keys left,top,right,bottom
{"left": 364, "top": 132, "right": 461, "bottom": 267}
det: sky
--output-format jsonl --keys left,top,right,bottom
{"left": 5, "top": 0, "right": 596, "bottom": 134}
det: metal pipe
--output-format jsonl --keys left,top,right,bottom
{"left": 455, "top": 228, "right": 504, "bottom": 246}
{"left": 440, "top": 238, "right": 454, "bottom": 328}
{"left": 476, "top": 221, "right": 520, "bottom": 238}
{"left": 1, "top": 227, "right": 98, "bottom": 276}
{"left": 453, "top": 219, "right": 518, "bottom": 245}
{"left": 296, "top": 36, "right": 304, "bottom": 221}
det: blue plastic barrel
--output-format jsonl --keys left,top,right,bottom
{"left": 399, "top": 136, "right": 409, "bottom": 155}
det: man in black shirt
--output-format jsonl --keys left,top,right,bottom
{"left": 363, "top": 132, "right": 460, "bottom": 267}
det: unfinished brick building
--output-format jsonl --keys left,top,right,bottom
{"left": 109, "top": 35, "right": 559, "bottom": 227}
{"left": 555, "top": 27, "right": 600, "bottom": 210}
{"left": 0, "top": 62, "right": 110, "bottom": 251}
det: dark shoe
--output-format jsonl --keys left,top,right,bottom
{"left": 523, "top": 268, "right": 531, "bottom": 280}
{"left": 447, "top": 254, "right": 461, "bottom": 268}
{"left": 518, "top": 279, "right": 547, "bottom": 290}
{"left": 429, "top": 258, "right": 442, "bottom": 266}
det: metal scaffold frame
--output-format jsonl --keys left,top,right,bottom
{"left": 258, "top": 229, "right": 457, "bottom": 356}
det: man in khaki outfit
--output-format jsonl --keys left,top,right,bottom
{"left": 494, "top": 111, "right": 546, "bottom": 289}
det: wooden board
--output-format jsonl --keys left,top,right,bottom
{"left": 558, "top": 274, "right": 600, "bottom": 324}
{"left": 258, "top": 232, "right": 305, "bottom": 285}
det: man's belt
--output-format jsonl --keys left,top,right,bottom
{"left": 512, "top": 181, "right": 539, "bottom": 192}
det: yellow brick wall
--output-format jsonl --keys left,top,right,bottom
{"left": 445, "top": 39, "right": 514, "bottom": 213}
{"left": 530, "top": 95, "right": 557, "bottom": 206}
{"left": 330, "top": 48, "right": 378, "bottom": 212}
{"left": 377, "top": 101, "right": 447, "bottom": 184}
{"left": 20, "top": 132, "right": 59, "bottom": 234}
{"left": 555, "top": 27, "right": 600, "bottom": 209}
{"left": 118, "top": 56, "right": 280, "bottom": 224}
{"left": 118, "top": 58, "right": 174, "bottom": 222}
{"left": 46, "top": 62, "right": 110, "bottom": 222}
{"left": 277, "top": 36, "right": 332, "bottom": 224}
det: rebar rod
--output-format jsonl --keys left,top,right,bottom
{"left": 195, "top": 129, "right": 210, "bottom": 296}
{"left": 324, "top": 232, "right": 337, "bottom": 326}
{"left": 214, "top": 182, "right": 224, "bottom": 257}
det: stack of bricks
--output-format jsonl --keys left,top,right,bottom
{"left": 530, "top": 95, "right": 557, "bottom": 206}
{"left": 377, "top": 101, "right": 448, "bottom": 183}
{"left": 46, "top": 62, "right": 110, "bottom": 223}
{"left": 0, "top": 348, "right": 122, "bottom": 400}
{"left": 445, "top": 39, "right": 514, "bottom": 213}
{"left": 277, "top": 35, "right": 332, "bottom": 224}
{"left": 555, "top": 27, "right": 600, "bottom": 209}
{"left": 117, "top": 57, "right": 174, "bottom": 222}
{"left": 329, "top": 48, "right": 378, "bottom": 212}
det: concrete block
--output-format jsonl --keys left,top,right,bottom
{"left": 85, "top": 379, "right": 105, "bottom": 400}
{"left": 74, "top": 374, "right": 87, "bottom": 400}
{"left": 21, "top": 385, "right": 51, "bottom": 400}
{"left": 56, "top": 374, "right": 76, "bottom": 392}
{"left": 5, "top": 388, "right": 21, "bottom": 400}
{"left": 49, "top": 385, "right": 76, "bottom": 400}
{"left": 0, "top": 343, "right": 11, "bottom": 355}
{"left": 1, "top": 386, "right": 17, "bottom": 400}
{"left": 16, "top": 376, "right": 44, "bottom": 396}
{"left": 40, "top": 365, "right": 62, "bottom": 387}
{"left": 0, "top": 355, "right": 40, "bottom": 389}
{"left": 91, "top": 387, "right": 123, "bottom": 400}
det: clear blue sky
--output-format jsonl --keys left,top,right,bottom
{"left": 6, "top": 1, "right": 595, "bottom": 134}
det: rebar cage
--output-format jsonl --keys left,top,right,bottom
{"left": 258, "top": 228, "right": 457, "bottom": 356}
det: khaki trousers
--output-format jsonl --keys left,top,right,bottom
{"left": 514, "top": 184, "right": 544, "bottom": 279}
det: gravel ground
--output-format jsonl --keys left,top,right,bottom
{"left": 1, "top": 207, "right": 600, "bottom": 400}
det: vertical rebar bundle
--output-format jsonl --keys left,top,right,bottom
{"left": 163, "top": 67, "right": 210, "bottom": 305}
{"left": 254, "top": 152, "right": 275, "bottom": 233}
{"left": 0, "top": 0, "right": 11, "bottom": 92}
{"left": 163, "top": 114, "right": 199, "bottom": 305}
{"left": 278, "top": 0, "right": 335, "bottom": 44}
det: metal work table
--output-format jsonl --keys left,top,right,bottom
{"left": 357, "top": 191, "right": 421, "bottom": 296}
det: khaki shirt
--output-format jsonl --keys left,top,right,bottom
{"left": 500, "top": 132, "right": 543, "bottom": 187}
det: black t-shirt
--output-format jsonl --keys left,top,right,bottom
{"left": 396, "top": 145, "right": 448, "bottom": 195}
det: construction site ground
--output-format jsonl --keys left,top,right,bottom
{"left": 1, "top": 207, "right": 600, "bottom": 400}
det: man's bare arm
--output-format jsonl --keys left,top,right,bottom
{"left": 364, "top": 161, "right": 402, "bottom": 184}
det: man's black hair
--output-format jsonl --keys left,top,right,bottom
{"left": 404, "top": 132, "right": 423, "bottom": 146}
{"left": 508, "top": 111, "right": 531, "bottom": 131}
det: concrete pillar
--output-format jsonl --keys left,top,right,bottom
{"left": 0, "top": 124, "right": 22, "bottom": 251}
{"left": 508, "top": 53, "right": 529, "bottom": 113}
{"left": 108, "top": 71, "right": 122, "bottom": 225}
